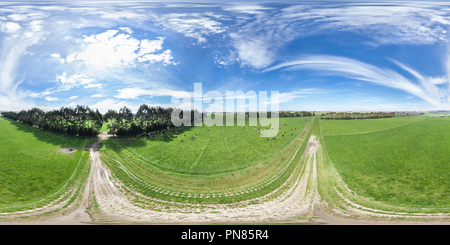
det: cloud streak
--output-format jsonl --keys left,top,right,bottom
{"left": 263, "top": 55, "right": 448, "bottom": 106}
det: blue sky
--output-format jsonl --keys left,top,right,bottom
{"left": 1, "top": 1, "right": 450, "bottom": 113}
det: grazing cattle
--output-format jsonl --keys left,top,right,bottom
{"left": 282, "top": 134, "right": 284, "bottom": 136}
{"left": 272, "top": 137, "right": 276, "bottom": 140}
{"left": 180, "top": 140, "right": 184, "bottom": 142}
{"left": 184, "top": 134, "right": 186, "bottom": 136}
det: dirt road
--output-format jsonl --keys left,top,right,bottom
{"left": 3, "top": 135, "right": 450, "bottom": 225}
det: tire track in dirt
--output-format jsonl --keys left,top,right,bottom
{"left": 90, "top": 135, "right": 321, "bottom": 223}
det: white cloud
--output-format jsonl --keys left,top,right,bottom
{"left": 64, "top": 29, "right": 176, "bottom": 67}
{"left": 277, "top": 89, "right": 331, "bottom": 104}
{"left": 95, "top": 10, "right": 148, "bottom": 20}
{"left": 222, "top": 5, "right": 273, "bottom": 15}
{"left": 7, "top": 14, "right": 28, "bottom": 22}
{"left": 50, "top": 53, "right": 60, "bottom": 58}
{"left": 263, "top": 55, "right": 449, "bottom": 106}
{"left": 231, "top": 36, "right": 274, "bottom": 69}
{"left": 115, "top": 87, "right": 180, "bottom": 99}
{"left": 84, "top": 83, "right": 103, "bottom": 88}
{"left": 29, "top": 72, "right": 95, "bottom": 98}
{"left": 138, "top": 37, "right": 164, "bottom": 55}
{"left": 155, "top": 13, "right": 224, "bottom": 43}
{"left": 45, "top": 96, "right": 58, "bottom": 101}
{"left": 0, "top": 22, "right": 21, "bottom": 33}
{"left": 280, "top": 4, "right": 450, "bottom": 45}
{"left": 118, "top": 27, "right": 133, "bottom": 34}
{"left": 69, "top": 95, "right": 78, "bottom": 100}
{"left": 223, "top": 3, "right": 450, "bottom": 69}
{"left": 89, "top": 99, "right": 132, "bottom": 114}
{"left": 138, "top": 49, "right": 176, "bottom": 65}
{"left": 91, "top": 94, "right": 105, "bottom": 97}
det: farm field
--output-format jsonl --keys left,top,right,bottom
{"left": 323, "top": 118, "right": 450, "bottom": 208}
{"left": 101, "top": 116, "right": 311, "bottom": 172}
{"left": 96, "top": 116, "right": 313, "bottom": 204}
{"left": 0, "top": 116, "right": 95, "bottom": 208}
{"left": 320, "top": 116, "right": 424, "bottom": 135}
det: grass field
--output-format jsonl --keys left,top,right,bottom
{"left": 97, "top": 116, "right": 313, "bottom": 204}
{"left": 0, "top": 117, "right": 96, "bottom": 207}
{"left": 101, "top": 116, "right": 311, "bottom": 172}
{"left": 320, "top": 116, "right": 424, "bottom": 135}
{"left": 323, "top": 118, "right": 450, "bottom": 208}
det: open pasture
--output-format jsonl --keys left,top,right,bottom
{"left": 320, "top": 116, "right": 424, "bottom": 136}
{"left": 98, "top": 116, "right": 313, "bottom": 204}
{"left": 323, "top": 118, "right": 450, "bottom": 207}
{"left": 0, "top": 117, "right": 95, "bottom": 207}
{"left": 101, "top": 116, "right": 311, "bottom": 172}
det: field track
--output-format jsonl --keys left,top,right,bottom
{"left": 3, "top": 117, "right": 450, "bottom": 224}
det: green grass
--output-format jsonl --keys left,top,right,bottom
{"left": 101, "top": 121, "right": 112, "bottom": 133}
{"left": 103, "top": 116, "right": 311, "bottom": 172}
{"left": 320, "top": 116, "right": 424, "bottom": 135}
{"left": 97, "top": 116, "right": 313, "bottom": 204}
{"left": 323, "top": 118, "right": 450, "bottom": 208}
{"left": 0, "top": 116, "right": 96, "bottom": 207}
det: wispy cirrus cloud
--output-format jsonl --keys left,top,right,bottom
{"left": 263, "top": 55, "right": 449, "bottom": 106}
{"left": 154, "top": 13, "right": 225, "bottom": 43}
{"left": 0, "top": 9, "right": 48, "bottom": 110}
{"left": 84, "top": 83, "right": 103, "bottom": 89}
{"left": 115, "top": 87, "right": 182, "bottom": 99}
{"left": 222, "top": 3, "right": 450, "bottom": 69}
{"left": 278, "top": 88, "right": 333, "bottom": 104}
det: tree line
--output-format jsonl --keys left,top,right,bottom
{"left": 1, "top": 105, "right": 203, "bottom": 137}
{"left": 1, "top": 106, "right": 103, "bottom": 136}
{"left": 242, "top": 111, "right": 314, "bottom": 118}
{"left": 1, "top": 105, "right": 314, "bottom": 137}
{"left": 320, "top": 112, "right": 396, "bottom": 120}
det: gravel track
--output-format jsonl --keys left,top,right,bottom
{"left": 4, "top": 132, "right": 450, "bottom": 224}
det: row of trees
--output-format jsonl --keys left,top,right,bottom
{"left": 1, "top": 105, "right": 204, "bottom": 137}
{"left": 1, "top": 105, "right": 317, "bottom": 137}
{"left": 320, "top": 112, "right": 396, "bottom": 120}
{"left": 279, "top": 111, "right": 315, "bottom": 117}
{"left": 241, "top": 111, "right": 314, "bottom": 118}
{"left": 1, "top": 106, "right": 103, "bottom": 136}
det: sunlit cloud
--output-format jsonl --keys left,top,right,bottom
{"left": 63, "top": 29, "right": 176, "bottom": 67}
